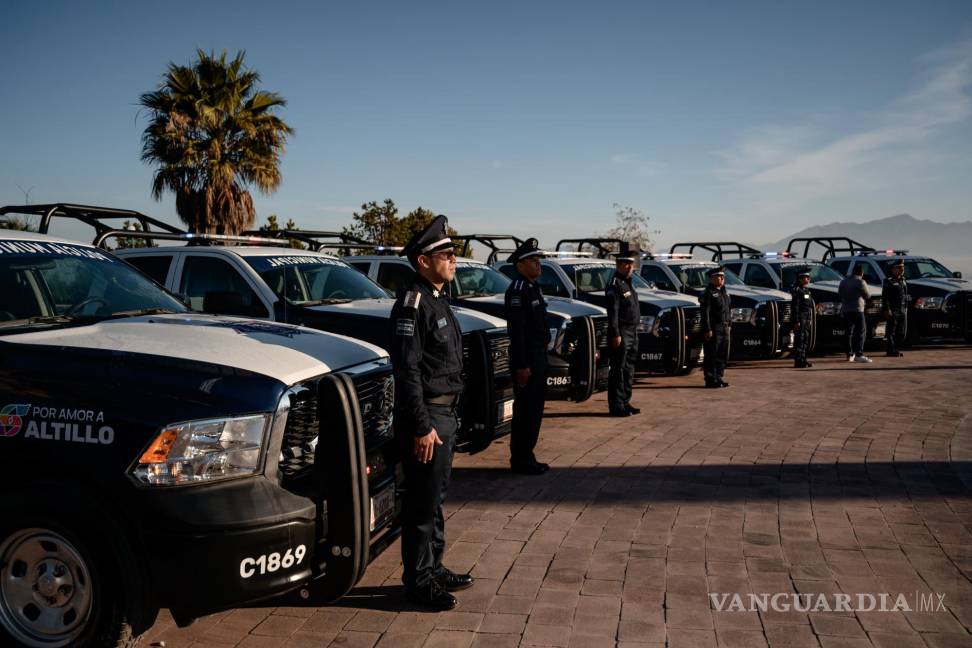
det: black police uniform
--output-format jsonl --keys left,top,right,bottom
{"left": 389, "top": 216, "right": 470, "bottom": 609}
{"left": 700, "top": 270, "right": 731, "bottom": 387}
{"left": 605, "top": 266, "right": 640, "bottom": 414}
{"left": 882, "top": 263, "right": 909, "bottom": 356}
{"left": 504, "top": 239, "right": 551, "bottom": 473}
{"left": 790, "top": 273, "right": 815, "bottom": 368}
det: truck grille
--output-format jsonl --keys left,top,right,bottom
{"left": 355, "top": 372, "right": 394, "bottom": 441}
{"left": 488, "top": 333, "right": 511, "bottom": 375}
{"left": 593, "top": 317, "right": 609, "bottom": 348}
{"left": 685, "top": 306, "right": 702, "bottom": 333}
{"left": 866, "top": 297, "right": 883, "bottom": 315}
{"left": 277, "top": 370, "right": 393, "bottom": 481}
{"left": 278, "top": 388, "right": 318, "bottom": 480}
{"left": 779, "top": 302, "right": 792, "bottom": 323}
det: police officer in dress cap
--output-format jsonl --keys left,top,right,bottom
{"left": 504, "top": 238, "right": 551, "bottom": 475}
{"left": 882, "top": 258, "right": 909, "bottom": 357}
{"left": 700, "top": 266, "right": 731, "bottom": 387}
{"left": 605, "top": 246, "right": 641, "bottom": 416}
{"left": 791, "top": 267, "right": 815, "bottom": 368}
{"left": 390, "top": 215, "right": 472, "bottom": 610}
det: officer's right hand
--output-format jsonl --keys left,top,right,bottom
{"left": 515, "top": 368, "right": 531, "bottom": 388}
{"left": 704, "top": 331, "right": 713, "bottom": 341}
{"left": 414, "top": 428, "right": 443, "bottom": 464}
{"left": 610, "top": 336, "right": 622, "bottom": 349}
{"left": 794, "top": 322, "right": 801, "bottom": 331}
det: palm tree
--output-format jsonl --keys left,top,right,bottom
{"left": 139, "top": 49, "right": 293, "bottom": 234}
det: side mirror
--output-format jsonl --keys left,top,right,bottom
{"left": 953, "top": 271, "right": 962, "bottom": 279}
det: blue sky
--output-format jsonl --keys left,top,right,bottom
{"left": 2, "top": 0, "right": 971, "bottom": 250}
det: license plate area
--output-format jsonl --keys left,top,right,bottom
{"left": 874, "top": 322, "right": 886, "bottom": 338}
{"left": 370, "top": 483, "right": 396, "bottom": 532}
{"left": 498, "top": 399, "right": 514, "bottom": 423}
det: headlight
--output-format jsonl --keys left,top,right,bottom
{"left": 637, "top": 315, "right": 656, "bottom": 333}
{"left": 730, "top": 307, "right": 754, "bottom": 324}
{"left": 132, "top": 414, "right": 270, "bottom": 486}
{"left": 914, "top": 296, "right": 944, "bottom": 310}
{"left": 816, "top": 301, "right": 840, "bottom": 316}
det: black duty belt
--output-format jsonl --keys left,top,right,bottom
{"left": 426, "top": 393, "right": 461, "bottom": 408}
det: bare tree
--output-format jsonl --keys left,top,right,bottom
{"left": 602, "top": 203, "right": 659, "bottom": 252}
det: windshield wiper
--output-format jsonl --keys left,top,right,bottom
{"left": 0, "top": 315, "right": 77, "bottom": 330}
{"left": 458, "top": 291, "right": 496, "bottom": 298}
{"left": 104, "top": 308, "right": 179, "bottom": 319}
{"left": 301, "top": 298, "right": 354, "bottom": 306}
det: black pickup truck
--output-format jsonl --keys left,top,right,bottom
{"left": 0, "top": 222, "right": 398, "bottom": 647}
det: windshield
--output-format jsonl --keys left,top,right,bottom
{"left": 562, "top": 263, "right": 652, "bottom": 293}
{"left": 877, "top": 258, "right": 952, "bottom": 280}
{"left": 0, "top": 239, "right": 186, "bottom": 334}
{"left": 452, "top": 263, "right": 511, "bottom": 297}
{"left": 669, "top": 264, "right": 744, "bottom": 289}
{"left": 246, "top": 255, "right": 388, "bottom": 303}
{"left": 771, "top": 262, "right": 843, "bottom": 287}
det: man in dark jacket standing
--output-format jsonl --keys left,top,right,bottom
{"left": 791, "top": 268, "right": 815, "bottom": 368}
{"left": 390, "top": 215, "right": 472, "bottom": 611}
{"left": 504, "top": 238, "right": 551, "bottom": 475}
{"left": 882, "top": 259, "right": 909, "bottom": 357}
{"left": 700, "top": 267, "right": 731, "bottom": 387}
{"left": 838, "top": 264, "right": 872, "bottom": 363}
{"left": 605, "top": 248, "right": 641, "bottom": 416}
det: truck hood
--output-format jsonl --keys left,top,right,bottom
{"left": 728, "top": 285, "right": 791, "bottom": 302}
{"left": 907, "top": 277, "right": 972, "bottom": 293}
{"left": 307, "top": 297, "right": 507, "bottom": 333}
{"left": 4, "top": 314, "right": 388, "bottom": 385}
{"left": 639, "top": 289, "right": 700, "bottom": 309}
{"left": 456, "top": 293, "right": 606, "bottom": 320}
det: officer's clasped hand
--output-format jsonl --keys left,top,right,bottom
{"left": 415, "top": 428, "right": 443, "bottom": 463}
{"left": 515, "top": 368, "right": 531, "bottom": 388}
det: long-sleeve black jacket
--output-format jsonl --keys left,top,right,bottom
{"left": 389, "top": 276, "right": 464, "bottom": 436}
{"left": 700, "top": 284, "right": 731, "bottom": 332}
{"left": 504, "top": 274, "right": 550, "bottom": 371}
{"left": 882, "top": 276, "right": 910, "bottom": 312}
{"left": 605, "top": 273, "right": 639, "bottom": 338}
{"left": 791, "top": 285, "right": 815, "bottom": 322}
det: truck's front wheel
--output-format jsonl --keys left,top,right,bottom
{"left": 0, "top": 511, "right": 140, "bottom": 647}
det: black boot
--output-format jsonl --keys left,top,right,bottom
{"left": 436, "top": 568, "right": 474, "bottom": 592}
{"left": 407, "top": 579, "right": 458, "bottom": 611}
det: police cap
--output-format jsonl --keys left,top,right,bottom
{"left": 707, "top": 266, "right": 726, "bottom": 277}
{"left": 612, "top": 243, "right": 640, "bottom": 263}
{"left": 401, "top": 215, "right": 454, "bottom": 267}
{"left": 796, "top": 267, "right": 811, "bottom": 278}
{"left": 508, "top": 238, "right": 542, "bottom": 264}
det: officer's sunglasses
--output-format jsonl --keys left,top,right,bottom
{"left": 427, "top": 250, "right": 457, "bottom": 261}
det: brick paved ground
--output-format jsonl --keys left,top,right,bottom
{"left": 144, "top": 345, "right": 972, "bottom": 648}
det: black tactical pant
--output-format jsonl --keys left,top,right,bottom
{"left": 843, "top": 312, "right": 866, "bottom": 357}
{"left": 703, "top": 325, "right": 730, "bottom": 384}
{"left": 608, "top": 329, "right": 638, "bottom": 413}
{"left": 511, "top": 363, "right": 547, "bottom": 466}
{"left": 401, "top": 406, "right": 457, "bottom": 590}
{"left": 886, "top": 310, "right": 907, "bottom": 355}
{"left": 793, "top": 318, "right": 812, "bottom": 366}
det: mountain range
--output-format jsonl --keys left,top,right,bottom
{"left": 760, "top": 214, "right": 972, "bottom": 275}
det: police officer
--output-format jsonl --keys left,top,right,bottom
{"left": 390, "top": 215, "right": 472, "bottom": 611}
{"left": 605, "top": 248, "right": 641, "bottom": 416}
{"left": 700, "top": 266, "right": 731, "bottom": 388}
{"left": 882, "top": 258, "right": 909, "bottom": 357}
{"left": 505, "top": 238, "right": 551, "bottom": 475}
{"left": 791, "top": 267, "right": 815, "bottom": 368}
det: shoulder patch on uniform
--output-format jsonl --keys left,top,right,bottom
{"left": 396, "top": 318, "right": 415, "bottom": 336}
{"left": 510, "top": 296, "right": 522, "bottom": 307}
{"left": 404, "top": 291, "right": 422, "bottom": 309}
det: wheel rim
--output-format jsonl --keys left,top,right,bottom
{"left": 0, "top": 528, "right": 93, "bottom": 647}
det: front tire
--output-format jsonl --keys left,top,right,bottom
{"left": 0, "top": 500, "right": 141, "bottom": 647}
